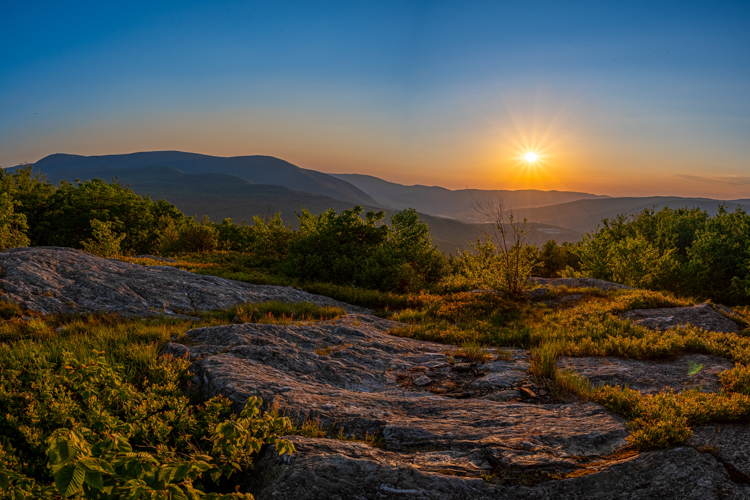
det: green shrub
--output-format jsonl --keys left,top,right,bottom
{"left": 0, "top": 192, "right": 30, "bottom": 251}
{"left": 81, "top": 219, "right": 126, "bottom": 258}
{"left": 0, "top": 300, "right": 22, "bottom": 320}
{"left": 175, "top": 216, "right": 219, "bottom": 253}
{"left": 0, "top": 166, "right": 185, "bottom": 256}
{"left": 569, "top": 205, "right": 750, "bottom": 304}
{"left": 216, "top": 215, "right": 295, "bottom": 264}
{"left": 534, "top": 240, "right": 580, "bottom": 278}
{"left": 285, "top": 206, "right": 446, "bottom": 292}
{"left": 0, "top": 341, "right": 293, "bottom": 499}
{"left": 450, "top": 237, "right": 537, "bottom": 300}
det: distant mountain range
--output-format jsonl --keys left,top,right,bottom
{"left": 18, "top": 151, "right": 750, "bottom": 251}
{"left": 331, "top": 173, "right": 610, "bottom": 222}
{"left": 34, "top": 152, "right": 377, "bottom": 205}
{"left": 513, "top": 197, "right": 750, "bottom": 233}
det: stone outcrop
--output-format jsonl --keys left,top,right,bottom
{"left": 622, "top": 302, "right": 741, "bottom": 334}
{"left": 165, "top": 313, "right": 750, "bottom": 498}
{"left": 168, "top": 314, "right": 630, "bottom": 482}
{"left": 557, "top": 354, "right": 734, "bottom": 395}
{"left": 0, "top": 247, "right": 360, "bottom": 316}
{"left": 249, "top": 438, "right": 750, "bottom": 499}
{"left": 689, "top": 424, "right": 750, "bottom": 480}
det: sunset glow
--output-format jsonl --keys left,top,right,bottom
{"left": 1, "top": 2, "right": 748, "bottom": 198}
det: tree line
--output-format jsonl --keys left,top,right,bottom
{"left": 3, "top": 165, "right": 750, "bottom": 303}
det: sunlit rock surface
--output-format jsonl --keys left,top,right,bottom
{"left": 0, "top": 246, "right": 360, "bottom": 316}
{"left": 557, "top": 354, "right": 734, "bottom": 395}
{"left": 621, "top": 302, "right": 741, "bottom": 334}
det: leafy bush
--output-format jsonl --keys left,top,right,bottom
{"left": 285, "top": 206, "right": 446, "bottom": 292}
{"left": 534, "top": 240, "right": 580, "bottom": 278}
{"left": 568, "top": 205, "right": 750, "bottom": 304}
{"left": 0, "top": 342, "right": 293, "bottom": 499}
{"left": 0, "top": 192, "right": 30, "bottom": 251}
{"left": 216, "top": 215, "right": 295, "bottom": 265}
{"left": 454, "top": 198, "right": 538, "bottom": 299}
{"left": 0, "top": 166, "right": 185, "bottom": 256}
{"left": 176, "top": 216, "right": 219, "bottom": 253}
{"left": 449, "top": 237, "right": 537, "bottom": 299}
{"left": 81, "top": 219, "right": 126, "bottom": 258}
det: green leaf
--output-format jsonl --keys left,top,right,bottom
{"left": 158, "top": 465, "right": 174, "bottom": 483}
{"left": 116, "top": 436, "right": 133, "bottom": 453}
{"left": 54, "top": 464, "right": 86, "bottom": 497}
{"left": 83, "top": 470, "right": 104, "bottom": 490}
{"left": 688, "top": 361, "right": 704, "bottom": 376}
{"left": 78, "top": 457, "right": 105, "bottom": 472}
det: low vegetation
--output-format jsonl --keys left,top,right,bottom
{"left": 567, "top": 205, "right": 750, "bottom": 305}
{"left": 389, "top": 287, "right": 750, "bottom": 449}
{"left": 0, "top": 303, "right": 339, "bottom": 499}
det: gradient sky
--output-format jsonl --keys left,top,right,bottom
{"left": 2, "top": 0, "right": 749, "bottom": 197}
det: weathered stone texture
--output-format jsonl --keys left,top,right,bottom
{"left": 622, "top": 302, "right": 740, "bottom": 334}
{"left": 249, "top": 438, "right": 750, "bottom": 500}
{"left": 0, "top": 247, "right": 360, "bottom": 316}
{"left": 172, "top": 315, "right": 630, "bottom": 481}
{"left": 557, "top": 354, "right": 734, "bottom": 395}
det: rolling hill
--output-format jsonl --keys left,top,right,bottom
{"left": 514, "top": 197, "right": 750, "bottom": 234}
{"left": 28, "top": 151, "right": 745, "bottom": 248}
{"left": 32, "top": 165, "right": 581, "bottom": 252}
{"left": 331, "top": 173, "right": 610, "bottom": 222}
{"left": 32, "top": 151, "right": 377, "bottom": 205}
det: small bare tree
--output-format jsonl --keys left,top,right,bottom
{"left": 471, "top": 196, "right": 538, "bottom": 299}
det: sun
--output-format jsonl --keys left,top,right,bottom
{"left": 525, "top": 152, "right": 537, "bottom": 162}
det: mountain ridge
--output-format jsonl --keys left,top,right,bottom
{"left": 22, "top": 151, "right": 750, "bottom": 245}
{"left": 514, "top": 196, "right": 750, "bottom": 233}
{"left": 330, "top": 172, "right": 610, "bottom": 221}
{"left": 18, "top": 164, "right": 582, "bottom": 252}
{"left": 31, "top": 151, "right": 379, "bottom": 206}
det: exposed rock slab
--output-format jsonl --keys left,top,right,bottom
{"left": 249, "top": 437, "right": 750, "bottom": 499}
{"left": 557, "top": 354, "right": 734, "bottom": 395}
{"left": 622, "top": 302, "right": 740, "bottom": 334}
{"left": 0, "top": 246, "right": 361, "bottom": 316}
{"left": 169, "top": 314, "right": 630, "bottom": 481}
{"left": 689, "top": 424, "right": 750, "bottom": 479}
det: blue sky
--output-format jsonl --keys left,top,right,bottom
{"left": 2, "top": 0, "right": 749, "bottom": 196}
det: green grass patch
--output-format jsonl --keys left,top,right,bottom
{"left": 301, "top": 282, "right": 411, "bottom": 310}
{"left": 203, "top": 300, "right": 346, "bottom": 324}
{"left": 386, "top": 287, "right": 750, "bottom": 450}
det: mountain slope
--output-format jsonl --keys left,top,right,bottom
{"left": 41, "top": 165, "right": 579, "bottom": 252}
{"left": 33, "top": 151, "right": 377, "bottom": 205}
{"left": 515, "top": 197, "right": 750, "bottom": 234}
{"left": 331, "top": 173, "right": 609, "bottom": 222}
